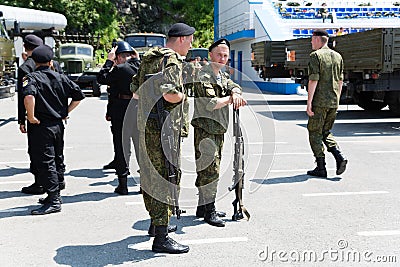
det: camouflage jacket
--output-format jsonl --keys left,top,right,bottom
{"left": 191, "top": 64, "right": 242, "bottom": 134}
{"left": 308, "top": 46, "right": 344, "bottom": 108}
{"left": 131, "top": 47, "right": 188, "bottom": 135}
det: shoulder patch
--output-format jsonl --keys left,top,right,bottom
{"left": 22, "top": 77, "right": 29, "bottom": 88}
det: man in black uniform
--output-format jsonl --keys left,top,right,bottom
{"left": 97, "top": 41, "right": 141, "bottom": 195}
{"left": 22, "top": 45, "right": 85, "bottom": 215}
{"left": 18, "top": 34, "right": 64, "bottom": 195}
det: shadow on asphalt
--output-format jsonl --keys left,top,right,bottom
{"left": 0, "top": 117, "right": 17, "bottom": 127}
{"left": 251, "top": 174, "right": 341, "bottom": 185}
{"left": 67, "top": 169, "right": 110, "bottom": 179}
{"left": 54, "top": 235, "right": 161, "bottom": 266}
{"left": 132, "top": 215, "right": 205, "bottom": 236}
{"left": 0, "top": 167, "right": 29, "bottom": 177}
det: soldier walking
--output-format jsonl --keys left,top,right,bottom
{"left": 191, "top": 39, "right": 247, "bottom": 227}
{"left": 131, "top": 23, "right": 194, "bottom": 254}
{"left": 97, "top": 41, "right": 141, "bottom": 195}
{"left": 306, "top": 29, "right": 348, "bottom": 177}
{"left": 21, "top": 45, "right": 85, "bottom": 215}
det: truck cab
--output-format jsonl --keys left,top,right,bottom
{"left": 56, "top": 43, "right": 101, "bottom": 96}
{"left": 124, "top": 33, "right": 166, "bottom": 58}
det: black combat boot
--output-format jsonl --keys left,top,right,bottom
{"left": 114, "top": 175, "right": 128, "bottom": 195}
{"left": 204, "top": 203, "right": 225, "bottom": 227}
{"left": 329, "top": 147, "right": 348, "bottom": 175}
{"left": 152, "top": 226, "right": 189, "bottom": 254}
{"left": 31, "top": 191, "right": 61, "bottom": 215}
{"left": 148, "top": 220, "right": 177, "bottom": 237}
{"left": 195, "top": 189, "right": 226, "bottom": 218}
{"left": 38, "top": 195, "right": 63, "bottom": 204}
{"left": 307, "top": 157, "right": 327, "bottom": 178}
{"left": 21, "top": 182, "right": 45, "bottom": 195}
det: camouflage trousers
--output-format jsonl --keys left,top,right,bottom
{"left": 307, "top": 106, "right": 338, "bottom": 158}
{"left": 139, "top": 121, "right": 181, "bottom": 226}
{"left": 194, "top": 127, "right": 224, "bottom": 204}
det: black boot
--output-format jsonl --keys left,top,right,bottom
{"left": 152, "top": 226, "right": 189, "bottom": 254}
{"left": 204, "top": 203, "right": 225, "bottom": 227}
{"left": 148, "top": 221, "right": 177, "bottom": 237}
{"left": 21, "top": 183, "right": 45, "bottom": 195}
{"left": 329, "top": 147, "right": 348, "bottom": 175}
{"left": 38, "top": 195, "right": 63, "bottom": 204}
{"left": 31, "top": 191, "right": 61, "bottom": 215}
{"left": 114, "top": 175, "right": 128, "bottom": 195}
{"left": 307, "top": 157, "right": 327, "bottom": 177}
{"left": 196, "top": 205, "right": 226, "bottom": 218}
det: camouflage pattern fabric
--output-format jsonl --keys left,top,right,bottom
{"left": 132, "top": 47, "right": 186, "bottom": 226}
{"left": 307, "top": 106, "right": 338, "bottom": 158}
{"left": 308, "top": 46, "right": 343, "bottom": 108}
{"left": 194, "top": 127, "right": 223, "bottom": 203}
{"left": 191, "top": 64, "right": 241, "bottom": 135}
{"left": 191, "top": 64, "right": 242, "bottom": 202}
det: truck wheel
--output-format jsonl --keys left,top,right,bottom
{"left": 353, "top": 91, "right": 387, "bottom": 111}
{"left": 92, "top": 81, "right": 101, "bottom": 97}
{"left": 386, "top": 91, "right": 400, "bottom": 115}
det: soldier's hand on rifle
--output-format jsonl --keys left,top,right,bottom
{"left": 231, "top": 92, "right": 247, "bottom": 109}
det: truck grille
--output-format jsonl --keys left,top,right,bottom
{"left": 67, "top": 61, "right": 83, "bottom": 74}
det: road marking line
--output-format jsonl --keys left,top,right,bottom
{"left": 269, "top": 168, "right": 335, "bottom": 173}
{"left": 0, "top": 181, "right": 31, "bottom": 185}
{"left": 358, "top": 230, "right": 400, "bottom": 236}
{"left": 0, "top": 208, "right": 29, "bottom": 213}
{"left": 303, "top": 191, "right": 389, "bottom": 197}
{"left": 0, "top": 161, "right": 29, "bottom": 165}
{"left": 246, "top": 142, "right": 288, "bottom": 145}
{"left": 370, "top": 151, "right": 400, "bottom": 154}
{"left": 128, "top": 236, "right": 248, "bottom": 250}
{"left": 253, "top": 152, "right": 311, "bottom": 156}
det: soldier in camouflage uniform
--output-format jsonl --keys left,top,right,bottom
{"left": 191, "top": 39, "right": 247, "bottom": 227}
{"left": 130, "top": 23, "right": 194, "bottom": 254}
{"left": 307, "top": 29, "right": 348, "bottom": 177}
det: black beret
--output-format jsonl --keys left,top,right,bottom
{"left": 24, "top": 34, "right": 43, "bottom": 47}
{"left": 209, "top": 38, "right": 230, "bottom": 52}
{"left": 168, "top": 23, "right": 195, "bottom": 37}
{"left": 32, "top": 45, "right": 54, "bottom": 63}
{"left": 312, "top": 29, "right": 329, "bottom": 37}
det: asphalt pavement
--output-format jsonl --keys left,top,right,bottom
{"left": 1, "top": 86, "right": 399, "bottom": 267}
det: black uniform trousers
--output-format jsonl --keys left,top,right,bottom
{"left": 110, "top": 98, "right": 140, "bottom": 177}
{"left": 28, "top": 120, "right": 65, "bottom": 193}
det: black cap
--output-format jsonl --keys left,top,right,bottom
{"left": 24, "top": 34, "right": 43, "bottom": 47}
{"left": 312, "top": 29, "right": 329, "bottom": 37}
{"left": 168, "top": 23, "right": 195, "bottom": 37}
{"left": 209, "top": 38, "right": 230, "bottom": 52}
{"left": 31, "top": 45, "right": 54, "bottom": 63}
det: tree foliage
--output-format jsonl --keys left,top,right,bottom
{"left": 2, "top": 0, "right": 214, "bottom": 48}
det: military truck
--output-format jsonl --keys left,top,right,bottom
{"left": 56, "top": 43, "right": 101, "bottom": 96}
{"left": 124, "top": 33, "right": 166, "bottom": 58}
{"left": 251, "top": 28, "right": 400, "bottom": 115}
{"left": 0, "top": 11, "right": 17, "bottom": 99}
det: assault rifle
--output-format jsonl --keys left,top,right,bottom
{"left": 228, "top": 108, "right": 250, "bottom": 221}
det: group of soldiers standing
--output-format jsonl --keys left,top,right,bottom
{"left": 17, "top": 22, "right": 247, "bottom": 254}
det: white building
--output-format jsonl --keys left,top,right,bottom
{"left": 214, "top": 0, "right": 400, "bottom": 94}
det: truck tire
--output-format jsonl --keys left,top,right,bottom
{"left": 353, "top": 91, "right": 387, "bottom": 111}
{"left": 386, "top": 91, "right": 400, "bottom": 116}
{"left": 92, "top": 81, "right": 101, "bottom": 97}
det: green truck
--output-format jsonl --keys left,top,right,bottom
{"left": 0, "top": 11, "right": 16, "bottom": 99}
{"left": 124, "top": 33, "right": 166, "bottom": 58}
{"left": 56, "top": 42, "right": 101, "bottom": 96}
{"left": 251, "top": 28, "right": 400, "bottom": 115}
